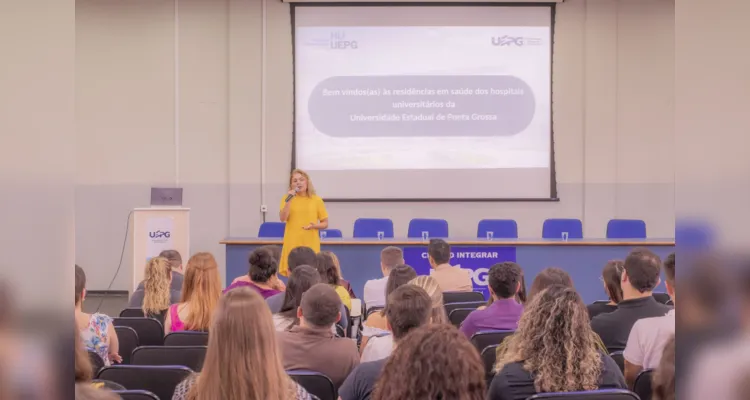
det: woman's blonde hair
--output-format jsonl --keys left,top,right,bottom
{"left": 142, "top": 257, "right": 172, "bottom": 315}
{"left": 289, "top": 169, "right": 316, "bottom": 196}
{"left": 187, "top": 287, "right": 296, "bottom": 400}
{"left": 494, "top": 285, "right": 602, "bottom": 393}
{"left": 408, "top": 275, "right": 449, "bottom": 324}
{"left": 320, "top": 251, "right": 342, "bottom": 279}
{"left": 181, "top": 252, "right": 222, "bottom": 331}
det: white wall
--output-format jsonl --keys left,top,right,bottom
{"left": 75, "top": 0, "right": 676, "bottom": 290}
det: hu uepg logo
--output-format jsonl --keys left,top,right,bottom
{"left": 149, "top": 230, "right": 171, "bottom": 239}
{"left": 330, "top": 31, "right": 358, "bottom": 50}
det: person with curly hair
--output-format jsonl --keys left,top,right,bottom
{"left": 129, "top": 257, "right": 181, "bottom": 322}
{"left": 224, "top": 247, "right": 285, "bottom": 298}
{"left": 372, "top": 324, "right": 486, "bottom": 400}
{"left": 489, "top": 285, "right": 626, "bottom": 400}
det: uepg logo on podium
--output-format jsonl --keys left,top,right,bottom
{"left": 149, "top": 230, "right": 171, "bottom": 239}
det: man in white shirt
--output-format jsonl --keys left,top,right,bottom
{"left": 363, "top": 246, "right": 404, "bottom": 310}
{"left": 624, "top": 252, "right": 675, "bottom": 388}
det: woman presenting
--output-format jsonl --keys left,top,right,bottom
{"left": 278, "top": 169, "right": 328, "bottom": 276}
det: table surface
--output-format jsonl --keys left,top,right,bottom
{"left": 221, "top": 237, "right": 675, "bottom": 246}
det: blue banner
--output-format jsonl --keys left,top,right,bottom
{"left": 402, "top": 246, "right": 517, "bottom": 298}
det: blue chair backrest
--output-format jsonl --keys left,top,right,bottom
{"left": 407, "top": 218, "right": 449, "bottom": 238}
{"left": 477, "top": 219, "right": 518, "bottom": 239}
{"left": 606, "top": 219, "right": 647, "bottom": 239}
{"left": 258, "top": 222, "right": 285, "bottom": 238}
{"left": 527, "top": 389, "right": 640, "bottom": 399}
{"left": 353, "top": 218, "right": 394, "bottom": 238}
{"left": 320, "top": 229, "right": 342, "bottom": 238}
{"left": 542, "top": 218, "right": 583, "bottom": 239}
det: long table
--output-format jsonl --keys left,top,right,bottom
{"left": 221, "top": 238, "right": 675, "bottom": 304}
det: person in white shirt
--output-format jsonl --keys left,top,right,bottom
{"left": 363, "top": 246, "right": 404, "bottom": 310}
{"left": 624, "top": 252, "right": 675, "bottom": 388}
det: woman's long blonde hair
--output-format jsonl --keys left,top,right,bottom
{"left": 142, "top": 257, "right": 172, "bottom": 315}
{"left": 494, "top": 285, "right": 602, "bottom": 393}
{"left": 186, "top": 287, "right": 295, "bottom": 400}
{"left": 289, "top": 169, "right": 316, "bottom": 196}
{"left": 408, "top": 275, "right": 449, "bottom": 324}
{"left": 181, "top": 252, "right": 222, "bottom": 331}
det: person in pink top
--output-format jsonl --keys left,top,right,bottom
{"left": 224, "top": 247, "right": 284, "bottom": 298}
{"left": 165, "top": 252, "right": 222, "bottom": 334}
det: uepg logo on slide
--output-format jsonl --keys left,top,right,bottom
{"left": 329, "top": 31, "right": 358, "bottom": 50}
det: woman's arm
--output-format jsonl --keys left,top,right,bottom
{"left": 106, "top": 323, "right": 122, "bottom": 363}
{"left": 279, "top": 190, "right": 296, "bottom": 222}
{"left": 164, "top": 307, "right": 173, "bottom": 335}
{"left": 303, "top": 218, "right": 329, "bottom": 230}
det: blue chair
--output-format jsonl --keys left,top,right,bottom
{"left": 528, "top": 390, "right": 640, "bottom": 399}
{"left": 606, "top": 219, "right": 647, "bottom": 239}
{"left": 258, "top": 222, "right": 285, "bottom": 238}
{"left": 319, "top": 229, "right": 342, "bottom": 238}
{"left": 542, "top": 218, "right": 583, "bottom": 239}
{"left": 477, "top": 219, "right": 518, "bottom": 239}
{"left": 353, "top": 218, "right": 394, "bottom": 238}
{"left": 407, "top": 218, "right": 449, "bottom": 238}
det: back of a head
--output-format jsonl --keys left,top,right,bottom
{"left": 288, "top": 246, "right": 317, "bottom": 272}
{"left": 497, "top": 285, "right": 601, "bottom": 393}
{"left": 385, "top": 264, "right": 418, "bottom": 299}
{"left": 314, "top": 252, "right": 340, "bottom": 285}
{"left": 385, "top": 285, "right": 432, "bottom": 340}
{"left": 248, "top": 247, "right": 278, "bottom": 283}
{"left": 260, "top": 245, "right": 283, "bottom": 265}
{"left": 279, "top": 265, "right": 321, "bottom": 319}
{"left": 158, "top": 249, "right": 183, "bottom": 270}
{"left": 182, "top": 252, "right": 222, "bottom": 331}
{"left": 373, "top": 324, "right": 485, "bottom": 400}
{"left": 488, "top": 262, "right": 523, "bottom": 299}
{"left": 380, "top": 246, "right": 404, "bottom": 271}
{"left": 300, "top": 283, "right": 341, "bottom": 328}
{"left": 75, "top": 265, "right": 86, "bottom": 305}
{"left": 528, "top": 267, "right": 574, "bottom": 300}
{"left": 320, "top": 250, "right": 342, "bottom": 277}
{"left": 142, "top": 257, "right": 172, "bottom": 315}
{"left": 623, "top": 248, "right": 662, "bottom": 293}
{"left": 427, "top": 239, "right": 451, "bottom": 265}
{"left": 408, "top": 275, "right": 448, "bottom": 324}
{"left": 602, "top": 260, "right": 625, "bottom": 304}
{"left": 189, "top": 287, "right": 289, "bottom": 400}
{"left": 664, "top": 252, "right": 675, "bottom": 285}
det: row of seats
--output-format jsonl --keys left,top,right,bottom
{"left": 259, "top": 218, "right": 651, "bottom": 239}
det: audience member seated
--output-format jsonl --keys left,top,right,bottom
{"left": 172, "top": 287, "right": 312, "bottom": 400}
{"left": 224, "top": 247, "right": 285, "bottom": 298}
{"left": 624, "top": 252, "right": 676, "bottom": 387}
{"left": 340, "top": 285, "right": 433, "bottom": 400}
{"left": 266, "top": 246, "right": 318, "bottom": 312}
{"left": 652, "top": 335, "right": 675, "bottom": 400}
{"left": 408, "top": 275, "right": 449, "bottom": 324}
{"left": 372, "top": 324, "right": 486, "bottom": 400}
{"left": 277, "top": 283, "right": 359, "bottom": 389}
{"left": 587, "top": 260, "right": 624, "bottom": 319}
{"left": 75, "top": 328, "right": 93, "bottom": 383}
{"left": 361, "top": 265, "right": 418, "bottom": 362}
{"left": 273, "top": 265, "right": 325, "bottom": 332}
{"left": 489, "top": 285, "right": 626, "bottom": 400}
{"left": 591, "top": 248, "right": 672, "bottom": 352}
{"left": 479, "top": 268, "right": 528, "bottom": 311}
{"left": 321, "top": 250, "right": 357, "bottom": 299}
{"left": 427, "top": 239, "right": 472, "bottom": 292}
{"left": 460, "top": 262, "right": 524, "bottom": 338}
{"left": 128, "top": 256, "right": 181, "bottom": 322}
{"left": 165, "top": 252, "right": 222, "bottom": 334}
{"left": 231, "top": 245, "right": 282, "bottom": 285}
{"left": 75, "top": 265, "right": 121, "bottom": 365}
{"left": 315, "top": 252, "right": 352, "bottom": 310}
{"left": 363, "top": 264, "right": 417, "bottom": 332}
{"left": 528, "top": 267, "right": 574, "bottom": 301}
{"left": 158, "top": 249, "right": 185, "bottom": 292}
{"left": 363, "top": 246, "right": 404, "bottom": 310}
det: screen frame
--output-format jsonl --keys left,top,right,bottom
{"left": 290, "top": 2, "right": 559, "bottom": 202}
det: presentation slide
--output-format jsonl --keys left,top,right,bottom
{"left": 293, "top": 6, "right": 553, "bottom": 200}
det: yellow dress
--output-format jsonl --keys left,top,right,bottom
{"left": 278, "top": 194, "right": 328, "bottom": 276}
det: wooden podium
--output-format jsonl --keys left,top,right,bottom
{"left": 131, "top": 207, "right": 190, "bottom": 292}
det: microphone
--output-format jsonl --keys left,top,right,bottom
{"left": 285, "top": 187, "right": 300, "bottom": 202}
